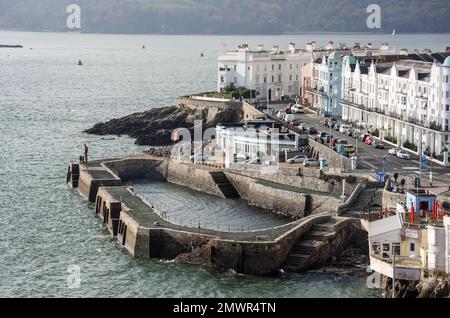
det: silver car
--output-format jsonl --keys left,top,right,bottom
{"left": 303, "top": 159, "right": 320, "bottom": 167}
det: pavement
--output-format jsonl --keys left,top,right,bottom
{"left": 267, "top": 104, "right": 450, "bottom": 191}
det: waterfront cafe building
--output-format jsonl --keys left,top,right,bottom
{"left": 341, "top": 54, "right": 450, "bottom": 166}
{"left": 369, "top": 212, "right": 424, "bottom": 281}
{"left": 216, "top": 121, "right": 306, "bottom": 164}
{"left": 369, "top": 195, "right": 450, "bottom": 281}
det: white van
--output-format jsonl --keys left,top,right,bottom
{"left": 292, "top": 104, "right": 305, "bottom": 113}
{"left": 284, "top": 114, "right": 296, "bottom": 122}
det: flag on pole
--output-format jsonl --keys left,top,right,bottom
{"left": 410, "top": 201, "right": 415, "bottom": 223}
{"left": 436, "top": 201, "right": 440, "bottom": 219}
{"left": 432, "top": 200, "right": 437, "bottom": 219}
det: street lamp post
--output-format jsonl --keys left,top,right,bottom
{"left": 392, "top": 245, "right": 396, "bottom": 298}
{"left": 430, "top": 153, "right": 433, "bottom": 187}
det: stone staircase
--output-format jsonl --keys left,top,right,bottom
{"left": 283, "top": 221, "right": 336, "bottom": 273}
{"left": 342, "top": 188, "right": 383, "bottom": 218}
{"left": 210, "top": 172, "right": 240, "bottom": 199}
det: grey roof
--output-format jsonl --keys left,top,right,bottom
{"left": 369, "top": 214, "right": 403, "bottom": 238}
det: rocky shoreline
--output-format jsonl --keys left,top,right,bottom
{"left": 85, "top": 105, "right": 243, "bottom": 146}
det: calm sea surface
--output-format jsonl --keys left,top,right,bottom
{"left": 2, "top": 31, "right": 448, "bottom": 297}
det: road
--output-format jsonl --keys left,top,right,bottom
{"left": 268, "top": 105, "right": 450, "bottom": 186}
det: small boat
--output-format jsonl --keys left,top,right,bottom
{"left": 392, "top": 29, "right": 396, "bottom": 36}
{"left": 77, "top": 59, "right": 83, "bottom": 66}
{"left": 0, "top": 44, "right": 23, "bottom": 48}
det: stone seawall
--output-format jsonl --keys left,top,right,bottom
{"left": 92, "top": 181, "right": 334, "bottom": 275}
{"left": 305, "top": 218, "right": 368, "bottom": 270}
{"left": 177, "top": 96, "right": 243, "bottom": 111}
{"left": 225, "top": 172, "right": 338, "bottom": 217}
{"left": 77, "top": 164, "right": 121, "bottom": 202}
{"left": 103, "top": 158, "right": 166, "bottom": 181}
{"left": 228, "top": 165, "right": 358, "bottom": 196}
{"left": 70, "top": 154, "right": 364, "bottom": 275}
{"left": 308, "top": 138, "right": 353, "bottom": 170}
{"left": 156, "top": 161, "right": 226, "bottom": 198}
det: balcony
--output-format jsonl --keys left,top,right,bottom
{"left": 370, "top": 255, "right": 421, "bottom": 281}
{"left": 407, "top": 117, "right": 425, "bottom": 126}
{"left": 428, "top": 121, "right": 443, "bottom": 131}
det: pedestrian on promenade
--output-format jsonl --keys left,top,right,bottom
{"left": 84, "top": 144, "right": 89, "bottom": 163}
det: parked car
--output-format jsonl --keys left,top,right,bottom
{"left": 287, "top": 155, "right": 308, "bottom": 164}
{"left": 316, "top": 132, "right": 328, "bottom": 141}
{"left": 365, "top": 137, "right": 374, "bottom": 145}
{"left": 234, "top": 154, "right": 247, "bottom": 163}
{"left": 388, "top": 148, "right": 401, "bottom": 155}
{"left": 335, "top": 139, "right": 348, "bottom": 145}
{"left": 298, "top": 123, "right": 308, "bottom": 130}
{"left": 292, "top": 104, "right": 305, "bottom": 113}
{"left": 359, "top": 133, "right": 369, "bottom": 142}
{"left": 307, "top": 127, "right": 317, "bottom": 134}
{"left": 303, "top": 159, "right": 320, "bottom": 167}
{"left": 324, "top": 118, "right": 337, "bottom": 128}
{"left": 339, "top": 125, "right": 352, "bottom": 134}
{"left": 284, "top": 114, "right": 296, "bottom": 122}
{"left": 337, "top": 144, "right": 356, "bottom": 156}
{"left": 355, "top": 121, "right": 368, "bottom": 129}
{"left": 372, "top": 141, "right": 385, "bottom": 149}
{"left": 322, "top": 134, "right": 333, "bottom": 143}
{"left": 288, "top": 119, "right": 299, "bottom": 126}
{"left": 396, "top": 150, "right": 411, "bottom": 160}
{"left": 346, "top": 129, "right": 354, "bottom": 137}
{"left": 244, "top": 158, "right": 262, "bottom": 165}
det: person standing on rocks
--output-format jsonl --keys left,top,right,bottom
{"left": 84, "top": 144, "right": 89, "bottom": 163}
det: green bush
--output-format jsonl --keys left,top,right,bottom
{"left": 319, "top": 170, "right": 357, "bottom": 184}
{"left": 384, "top": 136, "right": 397, "bottom": 144}
{"left": 402, "top": 140, "right": 417, "bottom": 152}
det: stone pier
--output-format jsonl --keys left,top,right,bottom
{"left": 67, "top": 153, "right": 362, "bottom": 275}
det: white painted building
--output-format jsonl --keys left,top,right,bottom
{"left": 341, "top": 54, "right": 450, "bottom": 161}
{"left": 302, "top": 42, "right": 395, "bottom": 116}
{"left": 427, "top": 224, "right": 446, "bottom": 272}
{"left": 444, "top": 214, "right": 450, "bottom": 274}
{"left": 216, "top": 121, "right": 299, "bottom": 161}
{"left": 303, "top": 51, "right": 344, "bottom": 117}
{"left": 217, "top": 43, "right": 311, "bottom": 101}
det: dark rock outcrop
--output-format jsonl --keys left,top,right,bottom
{"left": 85, "top": 105, "right": 243, "bottom": 146}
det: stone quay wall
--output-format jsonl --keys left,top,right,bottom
{"left": 103, "top": 158, "right": 166, "bottom": 182}
{"left": 156, "top": 160, "right": 226, "bottom": 198}
{"left": 225, "top": 172, "right": 338, "bottom": 218}
{"left": 304, "top": 218, "right": 368, "bottom": 270}
{"left": 308, "top": 138, "right": 353, "bottom": 171}
{"left": 77, "top": 168, "right": 121, "bottom": 202}
{"left": 177, "top": 96, "right": 243, "bottom": 111}
{"left": 118, "top": 207, "right": 332, "bottom": 275}
{"left": 228, "top": 165, "right": 358, "bottom": 196}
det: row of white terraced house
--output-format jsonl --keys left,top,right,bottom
{"left": 340, "top": 53, "right": 450, "bottom": 164}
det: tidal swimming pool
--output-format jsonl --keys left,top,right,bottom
{"left": 132, "top": 180, "right": 288, "bottom": 232}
